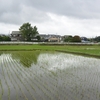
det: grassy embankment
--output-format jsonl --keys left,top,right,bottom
{"left": 0, "top": 44, "right": 100, "bottom": 58}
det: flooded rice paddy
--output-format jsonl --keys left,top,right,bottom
{"left": 0, "top": 51, "right": 100, "bottom": 100}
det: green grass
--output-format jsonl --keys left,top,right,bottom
{"left": 0, "top": 44, "right": 100, "bottom": 58}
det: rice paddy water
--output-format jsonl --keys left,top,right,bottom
{"left": 0, "top": 51, "right": 100, "bottom": 100}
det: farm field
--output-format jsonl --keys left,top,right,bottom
{"left": 0, "top": 50, "right": 100, "bottom": 100}
{"left": 0, "top": 44, "right": 100, "bottom": 57}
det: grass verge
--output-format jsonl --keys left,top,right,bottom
{"left": 0, "top": 44, "right": 100, "bottom": 58}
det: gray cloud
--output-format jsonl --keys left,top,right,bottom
{"left": 0, "top": 0, "right": 100, "bottom": 25}
{"left": 20, "top": 5, "right": 51, "bottom": 23}
{"left": 0, "top": 0, "right": 21, "bottom": 24}
{"left": 25, "top": 0, "right": 100, "bottom": 19}
{"left": 0, "top": 0, "right": 100, "bottom": 37}
{"left": 0, "top": 0, "right": 51, "bottom": 24}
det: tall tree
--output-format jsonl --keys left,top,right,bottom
{"left": 72, "top": 35, "right": 81, "bottom": 42}
{"left": 32, "top": 26, "right": 39, "bottom": 37}
{"left": 0, "top": 35, "right": 11, "bottom": 41}
{"left": 19, "top": 22, "right": 39, "bottom": 41}
{"left": 0, "top": 36, "right": 3, "bottom": 41}
{"left": 94, "top": 36, "right": 100, "bottom": 42}
{"left": 64, "top": 36, "right": 73, "bottom": 42}
{"left": 3, "top": 36, "right": 11, "bottom": 41}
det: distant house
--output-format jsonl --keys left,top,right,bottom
{"left": 48, "top": 37, "right": 59, "bottom": 42}
{"left": 81, "top": 37, "right": 89, "bottom": 43}
{"left": 39, "top": 34, "right": 48, "bottom": 42}
{"left": 10, "top": 31, "right": 22, "bottom": 41}
{"left": 10, "top": 31, "right": 61, "bottom": 42}
{"left": 48, "top": 35, "right": 61, "bottom": 42}
{"left": 39, "top": 34, "right": 61, "bottom": 42}
{"left": 11, "top": 31, "right": 38, "bottom": 41}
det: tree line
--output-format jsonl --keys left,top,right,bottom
{"left": 0, "top": 35, "right": 11, "bottom": 41}
{"left": 63, "top": 35, "right": 81, "bottom": 42}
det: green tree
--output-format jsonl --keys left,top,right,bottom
{"left": 32, "top": 26, "right": 39, "bottom": 37}
{"left": 0, "top": 35, "right": 11, "bottom": 41}
{"left": 94, "top": 36, "right": 100, "bottom": 42}
{"left": 11, "top": 51, "right": 40, "bottom": 68}
{"left": 72, "top": 35, "right": 81, "bottom": 42}
{"left": 36, "top": 35, "right": 41, "bottom": 41}
{"left": 19, "top": 22, "right": 39, "bottom": 41}
{"left": 0, "top": 36, "right": 3, "bottom": 41}
{"left": 64, "top": 36, "right": 73, "bottom": 42}
{"left": 3, "top": 36, "right": 11, "bottom": 41}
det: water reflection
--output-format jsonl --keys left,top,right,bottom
{"left": 1, "top": 51, "right": 100, "bottom": 100}
{"left": 0, "top": 51, "right": 3, "bottom": 55}
{"left": 0, "top": 51, "right": 100, "bottom": 69}
{"left": 0, "top": 51, "right": 41, "bottom": 68}
{"left": 11, "top": 51, "right": 41, "bottom": 68}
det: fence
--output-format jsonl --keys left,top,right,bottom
{"left": 0, "top": 41, "right": 100, "bottom": 45}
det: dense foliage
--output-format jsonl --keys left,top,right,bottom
{"left": 72, "top": 35, "right": 81, "bottom": 42}
{"left": 94, "top": 36, "right": 100, "bottom": 42}
{"left": 63, "top": 35, "right": 81, "bottom": 42}
{"left": 0, "top": 35, "right": 11, "bottom": 41}
{"left": 19, "top": 22, "right": 39, "bottom": 41}
{"left": 63, "top": 36, "right": 73, "bottom": 42}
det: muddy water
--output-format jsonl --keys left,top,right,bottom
{"left": 0, "top": 51, "right": 100, "bottom": 100}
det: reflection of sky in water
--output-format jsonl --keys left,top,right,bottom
{"left": 35, "top": 53, "right": 100, "bottom": 71}
{"left": 0, "top": 52, "right": 100, "bottom": 100}
{"left": 0, "top": 52, "right": 100, "bottom": 71}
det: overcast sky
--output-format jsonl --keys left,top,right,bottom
{"left": 0, "top": 0, "right": 100, "bottom": 37}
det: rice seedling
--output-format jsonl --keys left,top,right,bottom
{"left": 0, "top": 51, "right": 100, "bottom": 100}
